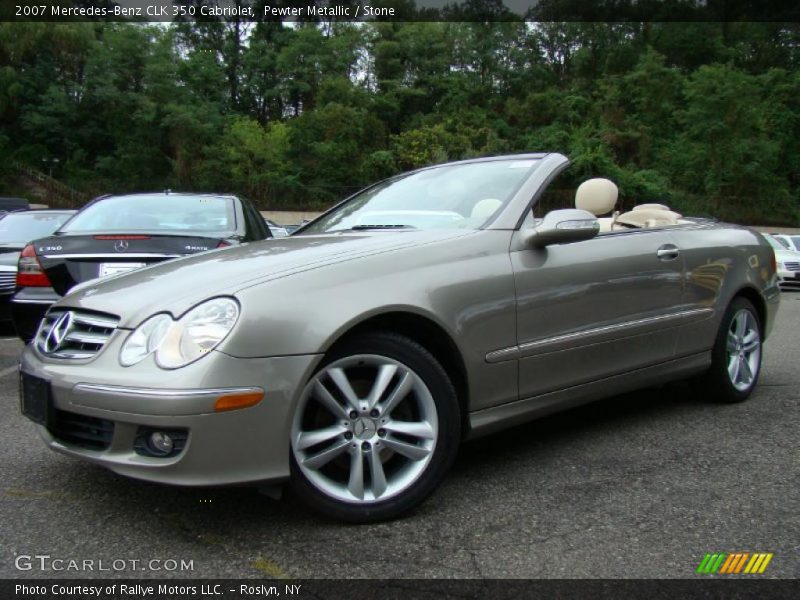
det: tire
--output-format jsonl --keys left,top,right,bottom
{"left": 289, "top": 331, "right": 461, "bottom": 522}
{"left": 697, "top": 297, "right": 763, "bottom": 403}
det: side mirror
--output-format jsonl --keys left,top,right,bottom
{"left": 523, "top": 208, "right": 600, "bottom": 248}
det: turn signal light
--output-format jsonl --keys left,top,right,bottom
{"left": 16, "top": 244, "right": 53, "bottom": 287}
{"left": 214, "top": 391, "right": 264, "bottom": 412}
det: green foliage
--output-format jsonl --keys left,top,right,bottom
{"left": 0, "top": 20, "right": 798, "bottom": 224}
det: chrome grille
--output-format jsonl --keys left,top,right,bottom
{"left": 35, "top": 309, "right": 119, "bottom": 359}
{"left": 0, "top": 269, "right": 15, "bottom": 293}
{"left": 785, "top": 261, "right": 800, "bottom": 272}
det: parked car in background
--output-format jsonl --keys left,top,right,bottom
{"left": 264, "top": 218, "right": 289, "bottom": 238}
{"left": 12, "top": 192, "right": 270, "bottom": 341}
{"left": 772, "top": 233, "right": 800, "bottom": 253}
{"left": 764, "top": 234, "right": 800, "bottom": 290}
{"left": 0, "top": 210, "right": 76, "bottom": 323}
{"left": 0, "top": 197, "right": 30, "bottom": 215}
{"left": 18, "top": 154, "right": 779, "bottom": 521}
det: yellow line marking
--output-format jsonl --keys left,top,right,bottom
{"left": 744, "top": 554, "right": 760, "bottom": 574}
{"left": 758, "top": 553, "right": 773, "bottom": 574}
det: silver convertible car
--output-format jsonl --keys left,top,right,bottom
{"left": 19, "top": 154, "right": 780, "bottom": 521}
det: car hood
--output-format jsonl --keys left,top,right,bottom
{"left": 775, "top": 247, "right": 800, "bottom": 261}
{"left": 59, "top": 230, "right": 473, "bottom": 328}
{"left": 0, "top": 245, "right": 22, "bottom": 267}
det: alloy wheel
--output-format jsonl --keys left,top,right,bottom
{"left": 725, "top": 308, "right": 761, "bottom": 392}
{"left": 291, "top": 355, "right": 439, "bottom": 504}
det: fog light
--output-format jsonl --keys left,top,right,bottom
{"left": 148, "top": 431, "right": 174, "bottom": 456}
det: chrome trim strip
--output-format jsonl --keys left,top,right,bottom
{"left": 64, "top": 331, "right": 109, "bottom": 344}
{"left": 486, "top": 308, "right": 715, "bottom": 363}
{"left": 73, "top": 383, "right": 263, "bottom": 399}
{"left": 11, "top": 299, "right": 56, "bottom": 304}
{"left": 50, "top": 312, "right": 119, "bottom": 329}
{"left": 41, "top": 253, "right": 179, "bottom": 259}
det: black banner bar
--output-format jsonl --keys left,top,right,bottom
{"left": 2, "top": 1, "right": 800, "bottom": 23}
{"left": 3, "top": 579, "right": 800, "bottom": 600}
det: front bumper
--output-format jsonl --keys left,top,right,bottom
{"left": 20, "top": 337, "right": 322, "bottom": 486}
{"left": 777, "top": 268, "right": 800, "bottom": 290}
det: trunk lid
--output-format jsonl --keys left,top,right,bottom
{"left": 34, "top": 233, "right": 228, "bottom": 295}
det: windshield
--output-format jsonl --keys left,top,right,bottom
{"left": 790, "top": 236, "right": 800, "bottom": 251}
{"left": 299, "top": 159, "right": 540, "bottom": 234}
{"left": 0, "top": 212, "right": 73, "bottom": 244}
{"left": 765, "top": 235, "right": 786, "bottom": 251}
{"left": 59, "top": 195, "right": 236, "bottom": 235}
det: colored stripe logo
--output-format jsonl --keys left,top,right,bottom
{"left": 697, "top": 552, "right": 773, "bottom": 574}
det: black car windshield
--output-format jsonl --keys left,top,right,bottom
{"left": 59, "top": 195, "right": 236, "bottom": 235}
{"left": 299, "top": 158, "right": 540, "bottom": 234}
{"left": 0, "top": 212, "right": 74, "bottom": 244}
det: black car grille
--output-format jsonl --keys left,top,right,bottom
{"left": 35, "top": 309, "right": 119, "bottom": 359}
{"left": 47, "top": 409, "right": 114, "bottom": 451}
{"left": 785, "top": 261, "right": 800, "bottom": 272}
{"left": 0, "top": 269, "right": 15, "bottom": 293}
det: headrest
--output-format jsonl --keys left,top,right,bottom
{"left": 471, "top": 198, "right": 502, "bottom": 219}
{"left": 616, "top": 208, "right": 682, "bottom": 228}
{"left": 575, "top": 178, "right": 618, "bottom": 216}
{"left": 633, "top": 203, "right": 670, "bottom": 212}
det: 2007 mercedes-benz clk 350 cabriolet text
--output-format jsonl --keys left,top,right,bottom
{"left": 19, "top": 154, "right": 780, "bottom": 521}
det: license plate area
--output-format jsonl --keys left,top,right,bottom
{"left": 98, "top": 262, "right": 145, "bottom": 278}
{"left": 20, "top": 372, "right": 53, "bottom": 426}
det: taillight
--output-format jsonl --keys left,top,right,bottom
{"left": 16, "top": 244, "right": 53, "bottom": 287}
{"left": 216, "top": 240, "right": 231, "bottom": 248}
{"left": 770, "top": 250, "right": 777, "bottom": 273}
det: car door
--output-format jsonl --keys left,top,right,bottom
{"left": 509, "top": 223, "right": 687, "bottom": 400}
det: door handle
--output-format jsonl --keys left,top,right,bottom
{"left": 657, "top": 245, "right": 680, "bottom": 261}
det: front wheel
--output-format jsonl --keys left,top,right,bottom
{"left": 289, "top": 332, "right": 461, "bottom": 522}
{"left": 698, "top": 297, "right": 763, "bottom": 403}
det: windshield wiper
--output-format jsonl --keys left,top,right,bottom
{"left": 349, "top": 224, "right": 416, "bottom": 230}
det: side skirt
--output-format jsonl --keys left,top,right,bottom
{"left": 466, "top": 351, "right": 711, "bottom": 440}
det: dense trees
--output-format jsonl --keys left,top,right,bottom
{"left": 0, "top": 19, "right": 798, "bottom": 224}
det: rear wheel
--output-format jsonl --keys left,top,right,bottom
{"left": 698, "top": 297, "right": 763, "bottom": 403}
{"left": 289, "top": 332, "right": 460, "bottom": 522}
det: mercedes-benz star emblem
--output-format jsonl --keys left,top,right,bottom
{"left": 353, "top": 418, "right": 377, "bottom": 440}
{"left": 114, "top": 240, "right": 129, "bottom": 252}
{"left": 43, "top": 312, "right": 74, "bottom": 354}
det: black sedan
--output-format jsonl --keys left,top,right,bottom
{"left": 0, "top": 210, "right": 76, "bottom": 324}
{"left": 12, "top": 192, "right": 270, "bottom": 341}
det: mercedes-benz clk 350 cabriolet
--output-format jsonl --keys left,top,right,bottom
{"left": 19, "top": 154, "right": 780, "bottom": 522}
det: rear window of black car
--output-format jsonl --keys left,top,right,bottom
{"left": 59, "top": 195, "right": 236, "bottom": 234}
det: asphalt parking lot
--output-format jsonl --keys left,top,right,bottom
{"left": 0, "top": 297, "right": 798, "bottom": 580}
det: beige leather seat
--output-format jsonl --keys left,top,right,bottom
{"left": 575, "top": 178, "right": 618, "bottom": 232}
{"left": 632, "top": 203, "right": 672, "bottom": 212}
{"left": 616, "top": 207, "right": 682, "bottom": 228}
{"left": 471, "top": 198, "right": 502, "bottom": 219}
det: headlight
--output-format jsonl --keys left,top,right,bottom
{"left": 119, "top": 313, "right": 171, "bottom": 366}
{"left": 777, "top": 260, "right": 785, "bottom": 270}
{"left": 119, "top": 297, "right": 239, "bottom": 369}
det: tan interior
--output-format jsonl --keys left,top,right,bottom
{"left": 574, "top": 179, "right": 688, "bottom": 232}
{"left": 471, "top": 198, "right": 502, "bottom": 219}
